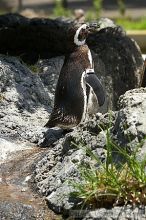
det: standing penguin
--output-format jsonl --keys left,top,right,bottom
{"left": 45, "top": 23, "right": 105, "bottom": 129}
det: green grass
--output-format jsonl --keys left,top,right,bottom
{"left": 29, "top": 65, "right": 40, "bottom": 73}
{"left": 70, "top": 132, "right": 146, "bottom": 208}
{"left": 53, "top": 0, "right": 71, "bottom": 18}
{"left": 0, "top": 9, "right": 9, "bottom": 15}
{"left": 115, "top": 17, "right": 146, "bottom": 30}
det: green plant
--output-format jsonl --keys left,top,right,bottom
{"left": 116, "top": 17, "right": 146, "bottom": 30}
{"left": 70, "top": 133, "right": 146, "bottom": 208}
{"left": 93, "top": 0, "right": 103, "bottom": 19}
{"left": 86, "top": 11, "right": 96, "bottom": 22}
{"left": 29, "top": 65, "right": 40, "bottom": 73}
{"left": 117, "top": 0, "right": 126, "bottom": 17}
{"left": 53, "top": 0, "right": 71, "bottom": 17}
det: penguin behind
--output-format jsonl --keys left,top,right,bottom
{"left": 45, "top": 23, "right": 105, "bottom": 129}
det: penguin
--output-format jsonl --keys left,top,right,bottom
{"left": 45, "top": 23, "right": 105, "bottom": 129}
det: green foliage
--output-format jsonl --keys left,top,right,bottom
{"left": 71, "top": 133, "right": 146, "bottom": 208}
{"left": 53, "top": 0, "right": 71, "bottom": 17}
{"left": 0, "top": 9, "right": 7, "bottom": 15}
{"left": 117, "top": 0, "right": 126, "bottom": 17}
{"left": 50, "top": 0, "right": 146, "bottom": 31}
{"left": 86, "top": 11, "right": 96, "bottom": 22}
{"left": 116, "top": 17, "right": 146, "bottom": 30}
{"left": 29, "top": 65, "right": 40, "bottom": 73}
{"left": 93, "top": 0, "right": 103, "bottom": 19}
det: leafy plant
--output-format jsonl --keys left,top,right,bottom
{"left": 53, "top": 0, "right": 71, "bottom": 17}
{"left": 71, "top": 132, "right": 146, "bottom": 208}
{"left": 86, "top": 11, "right": 97, "bottom": 22}
{"left": 117, "top": 0, "right": 126, "bottom": 17}
{"left": 116, "top": 17, "right": 146, "bottom": 30}
{"left": 29, "top": 65, "right": 40, "bottom": 73}
{"left": 93, "top": 0, "right": 103, "bottom": 18}
{"left": 93, "top": 0, "right": 103, "bottom": 19}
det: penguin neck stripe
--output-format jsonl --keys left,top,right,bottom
{"left": 74, "top": 24, "right": 87, "bottom": 46}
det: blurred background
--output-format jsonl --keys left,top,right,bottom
{"left": 0, "top": 1, "right": 146, "bottom": 30}
{"left": 0, "top": 1, "right": 146, "bottom": 21}
{"left": 0, "top": 0, "right": 146, "bottom": 52}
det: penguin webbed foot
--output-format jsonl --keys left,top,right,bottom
{"left": 39, "top": 127, "right": 64, "bottom": 147}
{"left": 62, "top": 128, "right": 74, "bottom": 135}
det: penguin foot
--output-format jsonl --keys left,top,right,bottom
{"left": 62, "top": 128, "right": 74, "bottom": 135}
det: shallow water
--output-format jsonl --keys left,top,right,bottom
{"left": 0, "top": 147, "right": 59, "bottom": 219}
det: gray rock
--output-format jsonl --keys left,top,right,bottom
{"left": 34, "top": 88, "right": 146, "bottom": 217}
{"left": 0, "top": 55, "right": 64, "bottom": 151}
{"left": 82, "top": 205, "right": 146, "bottom": 220}
{"left": 37, "top": 56, "right": 64, "bottom": 103}
{"left": 113, "top": 88, "right": 146, "bottom": 150}
{"left": 0, "top": 201, "right": 36, "bottom": 220}
{"left": 88, "top": 19, "right": 144, "bottom": 110}
{"left": 34, "top": 113, "right": 116, "bottom": 214}
{"left": 34, "top": 113, "right": 114, "bottom": 215}
{"left": 97, "top": 18, "right": 116, "bottom": 30}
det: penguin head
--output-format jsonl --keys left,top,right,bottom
{"left": 74, "top": 23, "right": 89, "bottom": 46}
{"left": 67, "top": 23, "right": 98, "bottom": 49}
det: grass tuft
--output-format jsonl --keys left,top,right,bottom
{"left": 70, "top": 132, "right": 146, "bottom": 208}
{"left": 115, "top": 17, "right": 146, "bottom": 30}
{"left": 29, "top": 65, "right": 40, "bottom": 73}
{"left": 53, "top": 0, "right": 71, "bottom": 18}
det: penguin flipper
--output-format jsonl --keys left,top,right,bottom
{"left": 85, "top": 73, "right": 105, "bottom": 106}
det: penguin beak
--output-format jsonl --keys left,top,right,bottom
{"left": 87, "top": 23, "right": 100, "bottom": 33}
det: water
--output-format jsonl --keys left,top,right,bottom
{"left": 0, "top": 147, "right": 59, "bottom": 219}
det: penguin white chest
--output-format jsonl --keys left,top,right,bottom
{"left": 87, "top": 85, "right": 99, "bottom": 114}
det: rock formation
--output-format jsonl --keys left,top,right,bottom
{"left": 0, "top": 13, "right": 146, "bottom": 219}
{"left": 34, "top": 88, "right": 146, "bottom": 218}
